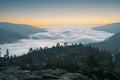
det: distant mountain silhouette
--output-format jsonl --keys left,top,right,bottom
{"left": 0, "top": 22, "right": 46, "bottom": 44}
{"left": 92, "top": 23, "right": 120, "bottom": 33}
{"left": 0, "top": 22, "right": 46, "bottom": 36}
{"left": 0, "top": 29, "right": 26, "bottom": 44}
{"left": 91, "top": 32, "right": 120, "bottom": 53}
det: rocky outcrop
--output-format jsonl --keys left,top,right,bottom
{"left": 39, "top": 69, "right": 67, "bottom": 76}
{"left": 1, "top": 66, "right": 120, "bottom": 80}
{"left": 0, "top": 68, "right": 90, "bottom": 80}
{"left": 59, "top": 73, "right": 89, "bottom": 80}
{"left": 42, "top": 74, "right": 59, "bottom": 79}
{"left": 0, "top": 72, "right": 17, "bottom": 80}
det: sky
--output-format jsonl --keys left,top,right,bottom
{"left": 0, "top": 0, "right": 120, "bottom": 26}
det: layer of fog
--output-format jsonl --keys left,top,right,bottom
{"left": 0, "top": 25, "right": 114, "bottom": 56}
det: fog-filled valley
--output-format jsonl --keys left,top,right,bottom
{"left": 0, "top": 25, "right": 113, "bottom": 56}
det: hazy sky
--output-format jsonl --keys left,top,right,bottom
{"left": 0, "top": 0, "right": 120, "bottom": 26}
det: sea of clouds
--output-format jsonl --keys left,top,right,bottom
{"left": 0, "top": 25, "right": 114, "bottom": 56}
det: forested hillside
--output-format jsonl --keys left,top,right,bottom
{"left": 91, "top": 32, "right": 120, "bottom": 53}
{"left": 0, "top": 43, "right": 120, "bottom": 80}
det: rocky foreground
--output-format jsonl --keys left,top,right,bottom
{"left": 0, "top": 67, "right": 92, "bottom": 80}
{"left": 1, "top": 66, "right": 120, "bottom": 80}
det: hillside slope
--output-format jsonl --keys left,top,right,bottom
{"left": 0, "top": 22, "right": 46, "bottom": 36}
{"left": 92, "top": 23, "right": 120, "bottom": 33}
{"left": 91, "top": 32, "right": 120, "bottom": 53}
{"left": 0, "top": 29, "right": 26, "bottom": 44}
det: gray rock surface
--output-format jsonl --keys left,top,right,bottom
{"left": 60, "top": 73, "right": 89, "bottom": 80}
{"left": 0, "top": 68, "right": 90, "bottom": 80}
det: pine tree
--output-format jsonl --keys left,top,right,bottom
{"left": 4, "top": 49, "right": 10, "bottom": 58}
{"left": 85, "top": 55, "right": 100, "bottom": 70}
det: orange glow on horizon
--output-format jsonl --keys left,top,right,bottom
{"left": 0, "top": 18, "right": 120, "bottom": 27}
{"left": 1, "top": 21, "right": 119, "bottom": 27}
{"left": 0, "top": 0, "right": 120, "bottom": 27}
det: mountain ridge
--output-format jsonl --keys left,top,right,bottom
{"left": 91, "top": 31, "right": 120, "bottom": 53}
{"left": 92, "top": 23, "right": 120, "bottom": 33}
{"left": 0, "top": 22, "right": 46, "bottom": 44}
{"left": 0, "top": 29, "right": 26, "bottom": 44}
{"left": 0, "top": 22, "right": 46, "bottom": 36}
